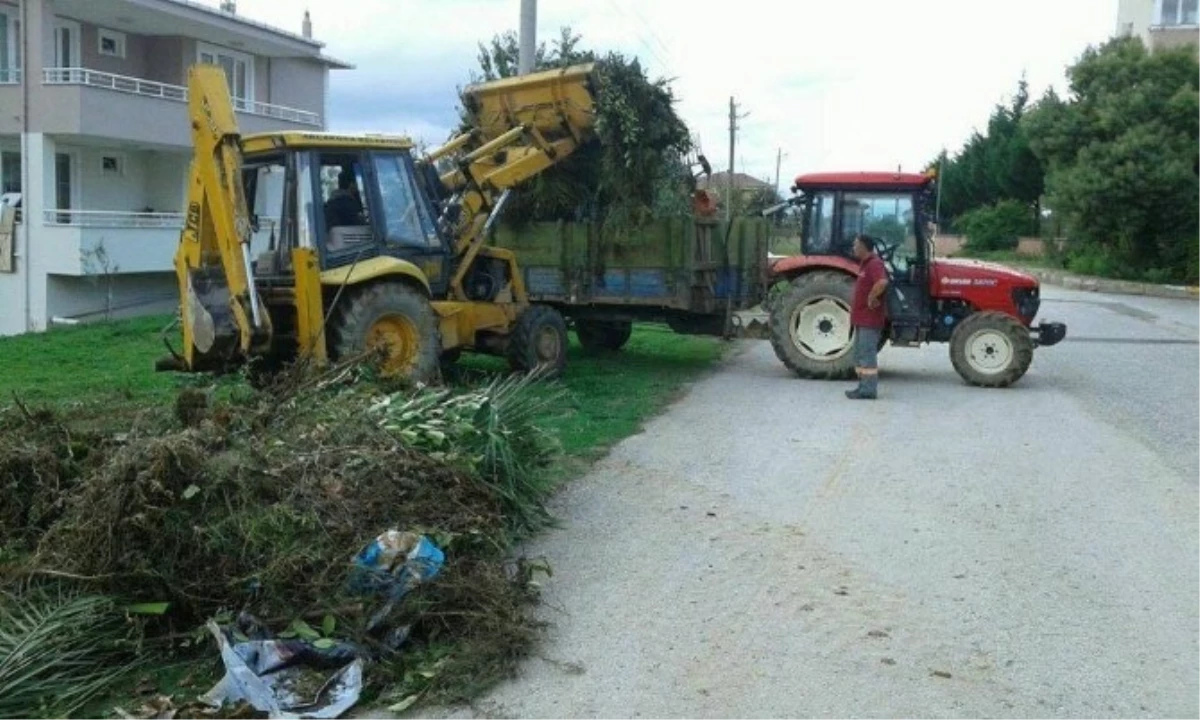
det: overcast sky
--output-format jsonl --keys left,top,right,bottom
{"left": 205, "top": 0, "right": 1118, "bottom": 191}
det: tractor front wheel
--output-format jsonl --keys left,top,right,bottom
{"left": 508, "top": 305, "right": 569, "bottom": 378}
{"left": 329, "top": 281, "right": 441, "bottom": 383}
{"left": 769, "top": 271, "right": 859, "bottom": 380}
{"left": 575, "top": 319, "right": 633, "bottom": 353}
{"left": 949, "top": 311, "right": 1033, "bottom": 388}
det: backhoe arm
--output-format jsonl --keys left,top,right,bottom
{"left": 427, "top": 64, "right": 598, "bottom": 298}
{"left": 169, "top": 64, "right": 270, "bottom": 371}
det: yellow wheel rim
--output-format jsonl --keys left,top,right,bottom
{"left": 366, "top": 314, "right": 420, "bottom": 375}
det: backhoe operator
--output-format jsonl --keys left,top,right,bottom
{"left": 325, "top": 168, "right": 364, "bottom": 228}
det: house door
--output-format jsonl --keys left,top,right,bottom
{"left": 198, "top": 43, "right": 252, "bottom": 110}
{"left": 53, "top": 20, "right": 80, "bottom": 69}
{"left": 55, "top": 153, "right": 73, "bottom": 224}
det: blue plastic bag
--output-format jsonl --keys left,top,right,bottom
{"left": 348, "top": 531, "right": 444, "bottom": 631}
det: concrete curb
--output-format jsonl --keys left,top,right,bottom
{"left": 1016, "top": 266, "right": 1200, "bottom": 301}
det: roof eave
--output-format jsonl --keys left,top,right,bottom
{"left": 320, "top": 55, "right": 355, "bottom": 70}
{"left": 155, "top": 0, "right": 326, "bottom": 50}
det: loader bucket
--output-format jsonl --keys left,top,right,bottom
{"left": 461, "top": 63, "right": 597, "bottom": 144}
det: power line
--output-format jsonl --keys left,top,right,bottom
{"left": 620, "top": 0, "right": 674, "bottom": 68}
{"left": 603, "top": 0, "right": 672, "bottom": 75}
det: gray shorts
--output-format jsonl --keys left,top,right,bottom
{"left": 853, "top": 327, "right": 881, "bottom": 369}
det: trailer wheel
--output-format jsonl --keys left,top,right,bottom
{"left": 575, "top": 319, "right": 633, "bottom": 353}
{"left": 769, "top": 271, "right": 858, "bottom": 380}
{"left": 508, "top": 305, "right": 569, "bottom": 378}
{"left": 949, "top": 311, "right": 1033, "bottom": 388}
{"left": 330, "top": 281, "right": 441, "bottom": 383}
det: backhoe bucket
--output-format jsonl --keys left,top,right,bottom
{"left": 461, "top": 63, "right": 597, "bottom": 143}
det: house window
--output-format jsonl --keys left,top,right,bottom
{"left": 0, "top": 9, "right": 21, "bottom": 82}
{"left": 197, "top": 43, "right": 254, "bottom": 109}
{"left": 100, "top": 154, "right": 124, "bottom": 176}
{"left": 0, "top": 151, "right": 20, "bottom": 194}
{"left": 98, "top": 28, "right": 126, "bottom": 58}
{"left": 1159, "top": 0, "right": 1200, "bottom": 25}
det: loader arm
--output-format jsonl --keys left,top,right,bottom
{"left": 426, "top": 63, "right": 599, "bottom": 300}
{"left": 168, "top": 65, "right": 271, "bottom": 371}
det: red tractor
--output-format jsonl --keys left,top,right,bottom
{"left": 766, "top": 171, "right": 1066, "bottom": 387}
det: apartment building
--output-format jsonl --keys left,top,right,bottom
{"left": 1117, "top": 0, "right": 1199, "bottom": 52}
{"left": 0, "top": 0, "right": 349, "bottom": 336}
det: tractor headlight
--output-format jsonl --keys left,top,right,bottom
{"left": 1012, "top": 287, "right": 1040, "bottom": 322}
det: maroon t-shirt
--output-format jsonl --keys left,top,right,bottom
{"left": 851, "top": 254, "right": 889, "bottom": 329}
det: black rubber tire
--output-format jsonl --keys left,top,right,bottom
{"left": 768, "top": 271, "right": 859, "bottom": 380}
{"left": 949, "top": 311, "right": 1034, "bottom": 388}
{"left": 329, "top": 281, "right": 441, "bottom": 383}
{"left": 507, "top": 305, "right": 569, "bottom": 378}
{"left": 575, "top": 319, "right": 633, "bottom": 353}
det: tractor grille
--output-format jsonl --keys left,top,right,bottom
{"left": 1013, "top": 287, "right": 1040, "bottom": 323}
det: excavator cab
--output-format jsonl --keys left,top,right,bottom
{"left": 242, "top": 137, "right": 448, "bottom": 287}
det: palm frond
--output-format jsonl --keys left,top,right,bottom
{"left": 0, "top": 588, "right": 144, "bottom": 719}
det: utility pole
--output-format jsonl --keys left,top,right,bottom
{"left": 725, "top": 97, "right": 750, "bottom": 220}
{"left": 773, "top": 148, "right": 785, "bottom": 198}
{"left": 934, "top": 147, "right": 945, "bottom": 233}
{"left": 726, "top": 97, "right": 737, "bottom": 222}
{"left": 518, "top": 0, "right": 536, "bottom": 75}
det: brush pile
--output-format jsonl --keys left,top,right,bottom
{"left": 0, "top": 366, "right": 564, "bottom": 717}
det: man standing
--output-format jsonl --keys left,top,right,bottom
{"left": 847, "top": 234, "right": 889, "bottom": 400}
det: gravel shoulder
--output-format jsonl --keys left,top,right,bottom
{"left": 405, "top": 291, "right": 1199, "bottom": 719}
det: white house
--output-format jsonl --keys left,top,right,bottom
{"left": 0, "top": 0, "right": 350, "bottom": 336}
{"left": 1117, "top": 0, "right": 1199, "bottom": 52}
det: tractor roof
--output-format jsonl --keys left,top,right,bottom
{"left": 241, "top": 132, "right": 414, "bottom": 155}
{"left": 793, "top": 172, "right": 933, "bottom": 192}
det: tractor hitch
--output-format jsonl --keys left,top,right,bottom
{"left": 1033, "top": 321, "right": 1067, "bottom": 347}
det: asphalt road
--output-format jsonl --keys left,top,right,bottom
{"left": 419, "top": 288, "right": 1199, "bottom": 719}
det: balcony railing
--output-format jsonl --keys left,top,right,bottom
{"left": 0, "top": 68, "right": 20, "bottom": 84}
{"left": 43, "top": 67, "right": 322, "bottom": 126}
{"left": 43, "top": 209, "right": 185, "bottom": 228}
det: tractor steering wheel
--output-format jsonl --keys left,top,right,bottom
{"left": 875, "top": 239, "right": 898, "bottom": 265}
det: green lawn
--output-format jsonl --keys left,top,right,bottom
{"left": 0, "top": 315, "right": 183, "bottom": 410}
{"left": 0, "top": 317, "right": 726, "bottom": 460}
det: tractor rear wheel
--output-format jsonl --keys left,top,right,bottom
{"left": 329, "top": 281, "right": 441, "bottom": 383}
{"left": 769, "top": 271, "right": 859, "bottom": 380}
{"left": 508, "top": 305, "right": 569, "bottom": 378}
{"left": 949, "top": 311, "right": 1033, "bottom": 388}
{"left": 575, "top": 319, "right": 633, "bottom": 353}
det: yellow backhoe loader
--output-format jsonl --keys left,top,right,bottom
{"left": 158, "top": 62, "right": 599, "bottom": 381}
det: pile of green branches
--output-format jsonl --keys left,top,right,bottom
{"left": 0, "top": 367, "right": 566, "bottom": 716}
{"left": 464, "top": 29, "right": 695, "bottom": 233}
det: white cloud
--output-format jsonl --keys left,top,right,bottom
{"left": 209, "top": 0, "right": 1118, "bottom": 191}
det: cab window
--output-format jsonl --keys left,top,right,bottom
{"left": 243, "top": 158, "right": 286, "bottom": 258}
{"left": 317, "top": 152, "right": 373, "bottom": 254}
{"left": 841, "top": 192, "right": 918, "bottom": 272}
{"left": 373, "top": 153, "right": 438, "bottom": 249}
{"left": 803, "top": 191, "right": 836, "bottom": 255}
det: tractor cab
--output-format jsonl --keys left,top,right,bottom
{"left": 789, "top": 171, "right": 936, "bottom": 344}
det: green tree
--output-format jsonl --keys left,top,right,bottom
{"left": 1024, "top": 37, "right": 1199, "bottom": 281}
{"left": 927, "top": 77, "right": 1044, "bottom": 232}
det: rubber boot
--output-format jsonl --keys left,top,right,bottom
{"left": 845, "top": 381, "right": 864, "bottom": 399}
{"left": 858, "top": 375, "right": 878, "bottom": 400}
